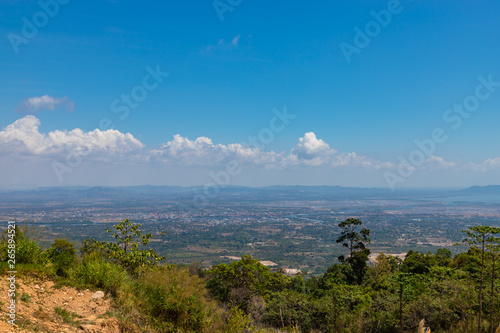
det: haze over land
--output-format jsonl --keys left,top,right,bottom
{"left": 2, "top": 184, "right": 499, "bottom": 275}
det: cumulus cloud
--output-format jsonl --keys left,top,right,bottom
{"left": 5, "top": 116, "right": 500, "bottom": 187}
{"left": 285, "top": 132, "right": 393, "bottom": 169}
{"left": 0, "top": 116, "right": 143, "bottom": 158}
{"left": 17, "top": 95, "right": 75, "bottom": 114}
{"left": 151, "top": 134, "right": 282, "bottom": 166}
{"left": 10, "top": 116, "right": 500, "bottom": 175}
{"left": 149, "top": 132, "right": 392, "bottom": 170}
{"left": 289, "top": 132, "right": 336, "bottom": 165}
{"left": 0, "top": 118, "right": 395, "bottom": 171}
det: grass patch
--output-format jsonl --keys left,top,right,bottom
{"left": 20, "top": 292, "right": 31, "bottom": 302}
{"left": 54, "top": 306, "right": 82, "bottom": 326}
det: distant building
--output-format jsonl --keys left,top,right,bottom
{"left": 220, "top": 256, "right": 278, "bottom": 267}
{"left": 259, "top": 260, "right": 278, "bottom": 267}
{"left": 283, "top": 268, "right": 302, "bottom": 275}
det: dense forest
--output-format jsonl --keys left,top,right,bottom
{"left": 1, "top": 218, "right": 500, "bottom": 333}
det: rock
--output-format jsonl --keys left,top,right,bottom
{"left": 92, "top": 291, "right": 105, "bottom": 299}
{"left": 34, "top": 284, "right": 40, "bottom": 289}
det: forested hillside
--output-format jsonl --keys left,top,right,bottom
{"left": 1, "top": 219, "right": 500, "bottom": 333}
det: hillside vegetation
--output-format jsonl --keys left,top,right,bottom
{"left": 1, "top": 219, "right": 500, "bottom": 333}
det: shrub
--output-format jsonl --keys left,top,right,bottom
{"left": 138, "top": 267, "right": 219, "bottom": 332}
{"left": 74, "top": 252, "right": 130, "bottom": 297}
{"left": 0, "top": 225, "right": 42, "bottom": 265}
{"left": 47, "top": 239, "right": 76, "bottom": 277}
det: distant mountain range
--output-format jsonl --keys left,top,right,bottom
{"left": 460, "top": 185, "right": 500, "bottom": 195}
{"left": 0, "top": 184, "right": 498, "bottom": 204}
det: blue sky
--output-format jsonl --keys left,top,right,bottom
{"left": 1, "top": 0, "right": 500, "bottom": 189}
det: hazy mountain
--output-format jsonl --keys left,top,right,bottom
{"left": 0, "top": 185, "right": 468, "bottom": 203}
{"left": 461, "top": 185, "right": 500, "bottom": 195}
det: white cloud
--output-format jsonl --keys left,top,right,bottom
{"left": 0, "top": 116, "right": 144, "bottom": 158}
{"left": 17, "top": 95, "right": 74, "bottom": 113}
{"left": 151, "top": 134, "right": 282, "bottom": 166}
{"left": 422, "top": 155, "right": 457, "bottom": 170}
{"left": 8, "top": 117, "right": 500, "bottom": 178}
{"left": 231, "top": 34, "right": 241, "bottom": 46}
{"left": 417, "top": 155, "right": 500, "bottom": 172}
{"left": 289, "top": 132, "right": 336, "bottom": 165}
{"left": 149, "top": 132, "right": 392, "bottom": 170}
{"left": 285, "top": 132, "right": 392, "bottom": 169}
{"left": 205, "top": 35, "right": 244, "bottom": 53}
{"left": 466, "top": 158, "right": 500, "bottom": 172}
{"left": 0, "top": 119, "right": 394, "bottom": 172}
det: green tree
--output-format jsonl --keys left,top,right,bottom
{"left": 486, "top": 234, "right": 500, "bottom": 333}
{"left": 206, "top": 255, "right": 283, "bottom": 311}
{"left": 82, "top": 219, "right": 164, "bottom": 272}
{"left": 336, "top": 218, "right": 371, "bottom": 284}
{"left": 47, "top": 238, "right": 76, "bottom": 277}
{"left": 0, "top": 225, "right": 41, "bottom": 265}
{"left": 107, "top": 218, "right": 154, "bottom": 255}
{"left": 461, "top": 226, "right": 500, "bottom": 333}
{"left": 336, "top": 218, "right": 371, "bottom": 259}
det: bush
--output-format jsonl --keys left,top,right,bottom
{"left": 0, "top": 225, "right": 42, "bottom": 265}
{"left": 74, "top": 253, "right": 130, "bottom": 297}
{"left": 47, "top": 239, "right": 76, "bottom": 277}
{"left": 138, "top": 267, "right": 220, "bottom": 332}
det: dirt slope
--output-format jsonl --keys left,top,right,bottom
{"left": 0, "top": 275, "right": 120, "bottom": 332}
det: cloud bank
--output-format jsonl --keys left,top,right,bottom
{"left": 1, "top": 116, "right": 500, "bottom": 187}
{"left": 0, "top": 116, "right": 143, "bottom": 158}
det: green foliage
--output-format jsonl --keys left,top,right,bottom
{"left": 206, "top": 255, "right": 282, "bottom": 311}
{"left": 264, "top": 291, "right": 313, "bottom": 331}
{"left": 264, "top": 285, "right": 372, "bottom": 333}
{"left": 460, "top": 226, "right": 500, "bottom": 333}
{"left": 82, "top": 219, "right": 165, "bottom": 272}
{"left": 0, "top": 225, "right": 42, "bottom": 264}
{"left": 138, "top": 267, "right": 220, "bottom": 332}
{"left": 73, "top": 252, "right": 130, "bottom": 297}
{"left": 6, "top": 221, "right": 500, "bottom": 333}
{"left": 20, "top": 292, "right": 31, "bottom": 302}
{"left": 321, "top": 262, "right": 353, "bottom": 287}
{"left": 365, "top": 253, "right": 397, "bottom": 291}
{"left": 47, "top": 238, "right": 76, "bottom": 277}
{"left": 336, "top": 218, "right": 371, "bottom": 257}
{"left": 335, "top": 218, "right": 371, "bottom": 284}
{"left": 223, "top": 306, "right": 255, "bottom": 333}
{"left": 54, "top": 306, "right": 82, "bottom": 326}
